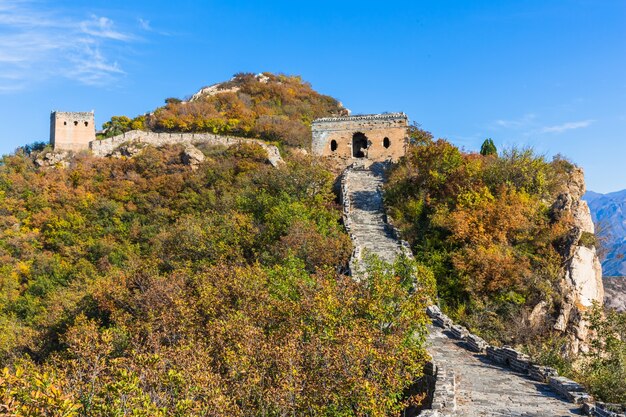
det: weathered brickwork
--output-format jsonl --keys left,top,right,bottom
{"left": 312, "top": 113, "right": 408, "bottom": 165}
{"left": 50, "top": 111, "right": 95, "bottom": 152}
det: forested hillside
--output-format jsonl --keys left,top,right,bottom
{"left": 385, "top": 131, "right": 626, "bottom": 402}
{"left": 2, "top": 71, "right": 624, "bottom": 412}
{"left": 0, "top": 145, "right": 432, "bottom": 416}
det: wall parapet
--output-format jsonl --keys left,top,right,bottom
{"left": 312, "top": 112, "right": 407, "bottom": 125}
{"left": 90, "top": 131, "right": 283, "bottom": 166}
{"left": 424, "top": 305, "right": 625, "bottom": 416}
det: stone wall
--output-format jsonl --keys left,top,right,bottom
{"left": 50, "top": 111, "right": 96, "bottom": 152}
{"left": 90, "top": 130, "right": 283, "bottom": 166}
{"left": 312, "top": 113, "right": 408, "bottom": 167}
{"left": 425, "top": 305, "right": 626, "bottom": 416}
{"left": 339, "top": 163, "right": 414, "bottom": 277}
{"left": 416, "top": 361, "right": 456, "bottom": 416}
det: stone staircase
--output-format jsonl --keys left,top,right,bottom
{"left": 340, "top": 165, "right": 601, "bottom": 417}
{"left": 341, "top": 163, "right": 411, "bottom": 276}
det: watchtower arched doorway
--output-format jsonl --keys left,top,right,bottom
{"left": 352, "top": 132, "right": 368, "bottom": 158}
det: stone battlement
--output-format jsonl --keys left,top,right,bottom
{"left": 53, "top": 111, "right": 94, "bottom": 119}
{"left": 312, "top": 112, "right": 407, "bottom": 124}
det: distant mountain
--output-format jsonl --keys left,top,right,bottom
{"left": 583, "top": 189, "right": 626, "bottom": 276}
{"left": 604, "top": 277, "right": 626, "bottom": 311}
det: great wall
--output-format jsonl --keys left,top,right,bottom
{"left": 340, "top": 163, "right": 624, "bottom": 416}
{"left": 46, "top": 111, "right": 624, "bottom": 416}
{"left": 89, "top": 130, "right": 283, "bottom": 166}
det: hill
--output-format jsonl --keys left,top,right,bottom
{"left": 1, "top": 74, "right": 624, "bottom": 411}
{"left": 584, "top": 189, "right": 626, "bottom": 276}
{"left": 102, "top": 72, "right": 349, "bottom": 149}
{"left": 0, "top": 73, "right": 438, "bottom": 415}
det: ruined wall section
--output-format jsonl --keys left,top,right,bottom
{"left": 312, "top": 113, "right": 408, "bottom": 165}
{"left": 90, "top": 130, "right": 283, "bottom": 166}
{"left": 50, "top": 111, "right": 95, "bottom": 152}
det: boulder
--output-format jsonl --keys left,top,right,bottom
{"left": 34, "top": 151, "right": 70, "bottom": 168}
{"left": 181, "top": 144, "right": 205, "bottom": 169}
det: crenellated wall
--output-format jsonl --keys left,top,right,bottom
{"left": 425, "top": 305, "right": 625, "bottom": 416}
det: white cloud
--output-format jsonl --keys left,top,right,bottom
{"left": 80, "top": 15, "right": 134, "bottom": 41}
{"left": 540, "top": 120, "right": 594, "bottom": 134}
{"left": 491, "top": 113, "right": 537, "bottom": 130}
{"left": 138, "top": 18, "right": 151, "bottom": 31}
{"left": 0, "top": 1, "right": 139, "bottom": 90}
{"left": 488, "top": 113, "right": 595, "bottom": 137}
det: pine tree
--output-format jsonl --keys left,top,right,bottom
{"left": 480, "top": 138, "right": 497, "bottom": 156}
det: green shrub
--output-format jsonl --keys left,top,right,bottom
{"left": 578, "top": 231, "right": 597, "bottom": 249}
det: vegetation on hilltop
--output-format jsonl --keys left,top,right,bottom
{"left": 385, "top": 130, "right": 626, "bottom": 402}
{"left": 0, "top": 144, "right": 433, "bottom": 415}
{"left": 100, "top": 73, "right": 348, "bottom": 149}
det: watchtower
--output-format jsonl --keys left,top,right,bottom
{"left": 50, "top": 111, "right": 95, "bottom": 152}
{"left": 311, "top": 113, "right": 408, "bottom": 164}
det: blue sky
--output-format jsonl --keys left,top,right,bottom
{"left": 0, "top": 0, "right": 624, "bottom": 192}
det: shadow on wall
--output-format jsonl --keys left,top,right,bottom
{"left": 352, "top": 132, "right": 368, "bottom": 158}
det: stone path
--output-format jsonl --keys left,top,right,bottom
{"left": 343, "top": 165, "right": 405, "bottom": 272}
{"left": 342, "top": 165, "right": 586, "bottom": 416}
{"left": 428, "top": 326, "right": 583, "bottom": 416}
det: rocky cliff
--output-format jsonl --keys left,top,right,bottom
{"left": 551, "top": 167, "right": 604, "bottom": 353}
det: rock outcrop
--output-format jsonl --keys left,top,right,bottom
{"left": 551, "top": 167, "right": 604, "bottom": 353}
{"left": 109, "top": 143, "right": 145, "bottom": 158}
{"left": 34, "top": 151, "right": 70, "bottom": 168}
{"left": 181, "top": 144, "right": 205, "bottom": 169}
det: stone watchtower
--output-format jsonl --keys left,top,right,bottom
{"left": 311, "top": 113, "right": 408, "bottom": 165}
{"left": 50, "top": 111, "right": 96, "bottom": 152}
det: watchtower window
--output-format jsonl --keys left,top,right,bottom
{"left": 330, "top": 140, "right": 338, "bottom": 152}
{"left": 63, "top": 121, "right": 67, "bottom": 125}
{"left": 84, "top": 121, "right": 89, "bottom": 127}
{"left": 74, "top": 121, "right": 78, "bottom": 126}
{"left": 383, "top": 137, "right": 390, "bottom": 148}
{"left": 352, "top": 132, "right": 368, "bottom": 158}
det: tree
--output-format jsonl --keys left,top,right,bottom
{"left": 101, "top": 116, "right": 132, "bottom": 138}
{"left": 407, "top": 122, "right": 434, "bottom": 146}
{"left": 480, "top": 138, "right": 497, "bottom": 156}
